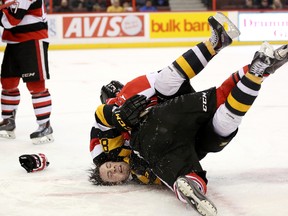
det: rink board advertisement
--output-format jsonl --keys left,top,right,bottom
{"left": 238, "top": 12, "right": 288, "bottom": 41}
{"left": 0, "top": 11, "right": 286, "bottom": 49}
{"left": 149, "top": 12, "right": 214, "bottom": 38}
{"left": 62, "top": 14, "right": 145, "bottom": 38}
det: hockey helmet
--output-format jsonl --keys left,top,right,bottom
{"left": 100, "top": 80, "right": 124, "bottom": 104}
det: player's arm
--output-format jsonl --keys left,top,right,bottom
{"left": 90, "top": 121, "right": 131, "bottom": 165}
{"left": 95, "top": 104, "right": 116, "bottom": 128}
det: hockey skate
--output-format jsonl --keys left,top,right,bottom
{"left": 0, "top": 111, "right": 16, "bottom": 139}
{"left": 175, "top": 176, "right": 217, "bottom": 216}
{"left": 208, "top": 12, "right": 240, "bottom": 53}
{"left": 30, "top": 121, "right": 54, "bottom": 145}
{"left": 264, "top": 44, "right": 288, "bottom": 75}
{"left": 249, "top": 42, "right": 275, "bottom": 77}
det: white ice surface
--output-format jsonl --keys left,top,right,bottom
{"left": 0, "top": 45, "right": 288, "bottom": 216}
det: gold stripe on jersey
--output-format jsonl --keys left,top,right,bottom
{"left": 133, "top": 171, "right": 150, "bottom": 184}
{"left": 118, "top": 148, "right": 132, "bottom": 157}
{"left": 96, "top": 104, "right": 111, "bottom": 127}
{"left": 226, "top": 93, "right": 251, "bottom": 113}
{"left": 175, "top": 55, "right": 196, "bottom": 79}
{"left": 123, "top": 156, "right": 130, "bottom": 164}
{"left": 153, "top": 178, "right": 162, "bottom": 185}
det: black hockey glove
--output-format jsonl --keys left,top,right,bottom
{"left": 19, "top": 153, "right": 50, "bottom": 173}
{"left": 112, "top": 94, "right": 149, "bottom": 131}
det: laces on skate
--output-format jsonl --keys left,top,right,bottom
{"left": 250, "top": 42, "right": 275, "bottom": 77}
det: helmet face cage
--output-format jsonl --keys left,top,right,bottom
{"left": 100, "top": 80, "right": 124, "bottom": 104}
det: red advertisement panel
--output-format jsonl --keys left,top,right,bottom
{"left": 63, "top": 15, "right": 145, "bottom": 38}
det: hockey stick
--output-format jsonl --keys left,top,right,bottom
{"left": 0, "top": 0, "right": 16, "bottom": 10}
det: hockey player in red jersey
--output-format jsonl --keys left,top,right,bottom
{"left": 89, "top": 12, "right": 240, "bottom": 184}
{"left": 96, "top": 42, "right": 288, "bottom": 216}
{"left": 0, "top": 0, "right": 53, "bottom": 144}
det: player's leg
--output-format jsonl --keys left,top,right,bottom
{"left": 20, "top": 40, "right": 53, "bottom": 144}
{"left": 26, "top": 81, "right": 53, "bottom": 144}
{"left": 213, "top": 42, "right": 288, "bottom": 138}
{"left": 196, "top": 42, "right": 288, "bottom": 156}
{"left": 0, "top": 77, "right": 20, "bottom": 139}
{"left": 155, "top": 12, "right": 240, "bottom": 101}
{"left": 215, "top": 43, "right": 288, "bottom": 109}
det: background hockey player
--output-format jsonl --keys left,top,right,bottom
{"left": 0, "top": 0, "right": 53, "bottom": 144}
{"left": 95, "top": 42, "right": 288, "bottom": 216}
{"left": 89, "top": 12, "right": 240, "bottom": 185}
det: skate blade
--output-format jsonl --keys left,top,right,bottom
{"left": 275, "top": 44, "right": 288, "bottom": 59}
{"left": 177, "top": 180, "right": 217, "bottom": 216}
{"left": 196, "top": 200, "right": 218, "bottom": 216}
{"left": 0, "top": 130, "right": 16, "bottom": 139}
{"left": 32, "top": 134, "right": 54, "bottom": 145}
{"left": 214, "top": 12, "right": 240, "bottom": 40}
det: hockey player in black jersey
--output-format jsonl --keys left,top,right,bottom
{"left": 95, "top": 41, "right": 288, "bottom": 216}
{"left": 89, "top": 12, "right": 240, "bottom": 186}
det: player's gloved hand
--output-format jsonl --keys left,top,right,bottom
{"left": 4, "top": 0, "right": 19, "bottom": 13}
{"left": 112, "top": 94, "right": 149, "bottom": 131}
{"left": 19, "top": 153, "right": 49, "bottom": 173}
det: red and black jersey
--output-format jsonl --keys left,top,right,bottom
{"left": 0, "top": 0, "right": 48, "bottom": 43}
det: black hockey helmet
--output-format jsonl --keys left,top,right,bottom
{"left": 100, "top": 80, "right": 124, "bottom": 104}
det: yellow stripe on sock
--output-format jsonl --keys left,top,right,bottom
{"left": 175, "top": 56, "right": 196, "bottom": 79}
{"left": 227, "top": 93, "right": 251, "bottom": 113}
{"left": 205, "top": 40, "right": 216, "bottom": 56}
{"left": 246, "top": 72, "right": 263, "bottom": 84}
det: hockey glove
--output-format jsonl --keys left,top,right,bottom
{"left": 112, "top": 94, "right": 149, "bottom": 131}
{"left": 19, "top": 153, "right": 49, "bottom": 173}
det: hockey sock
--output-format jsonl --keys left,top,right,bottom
{"left": 1, "top": 89, "right": 20, "bottom": 119}
{"left": 225, "top": 71, "right": 261, "bottom": 117}
{"left": 31, "top": 89, "right": 52, "bottom": 125}
{"left": 173, "top": 41, "right": 216, "bottom": 79}
{"left": 216, "top": 65, "right": 249, "bottom": 108}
